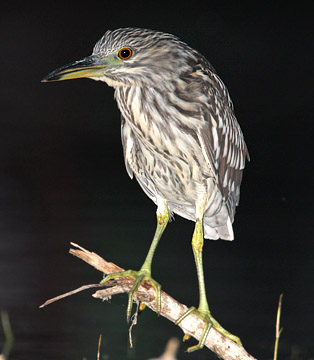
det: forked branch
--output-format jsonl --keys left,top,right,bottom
{"left": 40, "top": 243, "right": 257, "bottom": 360}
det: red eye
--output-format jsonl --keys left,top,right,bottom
{"left": 118, "top": 47, "right": 133, "bottom": 60}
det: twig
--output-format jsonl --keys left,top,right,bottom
{"left": 0, "top": 311, "right": 14, "bottom": 360}
{"left": 273, "top": 294, "right": 283, "bottom": 360}
{"left": 128, "top": 301, "right": 140, "bottom": 348}
{"left": 40, "top": 284, "right": 103, "bottom": 308}
{"left": 97, "top": 334, "right": 102, "bottom": 360}
{"left": 41, "top": 243, "right": 257, "bottom": 360}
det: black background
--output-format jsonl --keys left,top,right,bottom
{"left": 1, "top": 1, "right": 313, "bottom": 359}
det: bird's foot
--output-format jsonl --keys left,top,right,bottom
{"left": 100, "top": 269, "right": 161, "bottom": 322}
{"left": 175, "top": 306, "right": 241, "bottom": 352}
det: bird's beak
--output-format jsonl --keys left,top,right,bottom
{"left": 42, "top": 54, "right": 121, "bottom": 82}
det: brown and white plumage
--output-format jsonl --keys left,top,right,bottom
{"left": 96, "top": 28, "right": 249, "bottom": 240}
{"left": 44, "top": 27, "right": 249, "bottom": 239}
{"left": 43, "top": 27, "right": 249, "bottom": 351}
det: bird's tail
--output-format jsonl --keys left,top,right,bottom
{"left": 204, "top": 217, "right": 234, "bottom": 240}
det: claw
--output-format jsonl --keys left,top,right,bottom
{"left": 100, "top": 269, "right": 162, "bottom": 320}
{"left": 176, "top": 307, "right": 212, "bottom": 352}
{"left": 175, "top": 306, "right": 196, "bottom": 325}
{"left": 175, "top": 307, "right": 241, "bottom": 352}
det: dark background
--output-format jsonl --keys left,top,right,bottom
{"left": 1, "top": 1, "right": 313, "bottom": 359}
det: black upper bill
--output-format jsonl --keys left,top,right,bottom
{"left": 41, "top": 55, "right": 104, "bottom": 82}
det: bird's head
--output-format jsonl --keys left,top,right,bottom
{"left": 42, "top": 28, "right": 198, "bottom": 89}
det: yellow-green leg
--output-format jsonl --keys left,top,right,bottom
{"left": 175, "top": 218, "right": 241, "bottom": 352}
{"left": 101, "top": 202, "right": 169, "bottom": 322}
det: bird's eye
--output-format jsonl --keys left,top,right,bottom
{"left": 118, "top": 47, "right": 133, "bottom": 60}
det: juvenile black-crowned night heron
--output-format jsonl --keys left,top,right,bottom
{"left": 43, "top": 27, "right": 249, "bottom": 352}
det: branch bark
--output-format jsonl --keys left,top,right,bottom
{"left": 41, "top": 243, "right": 257, "bottom": 360}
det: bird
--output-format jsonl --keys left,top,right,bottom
{"left": 42, "top": 27, "right": 249, "bottom": 352}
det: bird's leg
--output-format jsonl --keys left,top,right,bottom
{"left": 101, "top": 201, "right": 169, "bottom": 322}
{"left": 175, "top": 218, "right": 241, "bottom": 352}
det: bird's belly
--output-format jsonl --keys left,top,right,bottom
{"left": 136, "top": 145, "right": 210, "bottom": 207}
{"left": 125, "top": 130, "right": 226, "bottom": 225}
{"left": 146, "top": 156, "right": 192, "bottom": 204}
{"left": 119, "top": 88, "right": 225, "bottom": 218}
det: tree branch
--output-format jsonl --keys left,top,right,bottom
{"left": 41, "top": 243, "right": 257, "bottom": 360}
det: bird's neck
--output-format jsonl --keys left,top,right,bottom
{"left": 91, "top": 75, "right": 126, "bottom": 88}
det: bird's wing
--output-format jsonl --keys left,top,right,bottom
{"left": 196, "top": 70, "right": 249, "bottom": 220}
